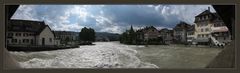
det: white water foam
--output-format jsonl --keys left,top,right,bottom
{"left": 10, "top": 42, "right": 158, "bottom": 68}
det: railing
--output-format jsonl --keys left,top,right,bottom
{"left": 210, "top": 35, "right": 225, "bottom": 47}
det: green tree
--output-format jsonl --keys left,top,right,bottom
{"left": 79, "top": 27, "right": 96, "bottom": 42}
{"left": 120, "top": 25, "right": 136, "bottom": 44}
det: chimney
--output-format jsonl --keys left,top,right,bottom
{"left": 208, "top": 7, "right": 210, "bottom": 11}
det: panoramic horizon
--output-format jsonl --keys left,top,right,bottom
{"left": 5, "top": 5, "right": 235, "bottom": 69}
{"left": 11, "top": 5, "right": 216, "bottom": 34}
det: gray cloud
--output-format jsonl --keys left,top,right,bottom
{"left": 11, "top": 5, "right": 215, "bottom": 34}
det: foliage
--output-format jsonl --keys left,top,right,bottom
{"left": 120, "top": 25, "right": 137, "bottom": 44}
{"left": 79, "top": 27, "right": 95, "bottom": 42}
{"left": 120, "top": 25, "right": 164, "bottom": 45}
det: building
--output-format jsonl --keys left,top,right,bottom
{"left": 53, "top": 31, "right": 79, "bottom": 45}
{"left": 158, "top": 28, "right": 173, "bottom": 44}
{"left": 210, "top": 17, "right": 231, "bottom": 45}
{"left": 173, "top": 21, "right": 191, "bottom": 44}
{"left": 136, "top": 26, "right": 160, "bottom": 41}
{"left": 6, "top": 19, "right": 55, "bottom": 46}
{"left": 194, "top": 7, "right": 231, "bottom": 46}
{"left": 186, "top": 25, "right": 195, "bottom": 45}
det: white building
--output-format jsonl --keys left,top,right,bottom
{"left": 53, "top": 31, "right": 79, "bottom": 45}
{"left": 194, "top": 7, "right": 231, "bottom": 46}
{"left": 6, "top": 19, "right": 55, "bottom": 46}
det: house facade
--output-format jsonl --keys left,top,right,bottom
{"left": 194, "top": 7, "right": 231, "bottom": 46}
{"left": 54, "top": 31, "right": 79, "bottom": 45}
{"left": 187, "top": 25, "right": 195, "bottom": 45}
{"left": 173, "top": 21, "right": 191, "bottom": 44}
{"left": 6, "top": 19, "right": 55, "bottom": 46}
{"left": 136, "top": 26, "right": 160, "bottom": 41}
{"left": 210, "top": 18, "right": 231, "bottom": 45}
{"left": 159, "top": 28, "right": 173, "bottom": 44}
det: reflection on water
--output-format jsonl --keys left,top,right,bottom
{"left": 10, "top": 42, "right": 222, "bottom": 68}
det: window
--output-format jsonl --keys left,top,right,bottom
{"left": 202, "top": 16, "right": 204, "bottom": 20}
{"left": 49, "top": 38, "right": 52, "bottom": 42}
{"left": 19, "top": 33, "right": 21, "bottom": 36}
{"left": 198, "top": 34, "right": 201, "bottom": 37}
{"left": 201, "top": 29, "right": 204, "bottom": 32}
{"left": 26, "top": 39, "right": 29, "bottom": 43}
{"left": 19, "top": 39, "right": 21, "bottom": 44}
{"left": 12, "top": 39, "right": 16, "bottom": 43}
{"left": 31, "top": 39, "right": 34, "bottom": 44}
{"left": 205, "top": 28, "right": 209, "bottom": 32}
{"left": 23, "top": 39, "right": 25, "bottom": 43}
{"left": 8, "top": 33, "right": 13, "bottom": 36}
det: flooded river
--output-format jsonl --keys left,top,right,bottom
{"left": 9, "top": 42, "right": 222, "bottom": 68}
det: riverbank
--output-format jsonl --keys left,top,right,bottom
{"left": 7, "top": 45, "right": 79, "bottom": 52}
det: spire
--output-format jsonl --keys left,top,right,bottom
{"left": 130, "top": 25, "right": 134, "bottom": 31}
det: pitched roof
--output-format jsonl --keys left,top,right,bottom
{"left": 174, "top": 21, "right": 191, "bottom": 30}
{"left": 7, "top": 19, "right": 47, "bottom": 35}
{"left": 196, "top": 10, "right": 212, "bottom": 17}
{"left": 54, "top": 31, "right": 79, "bottom": 36}
{"left": 194, "top": 9, "right": 222, "bottom": 23}
{"left": 136, "top": 26, "right": 157, "bottom": 33}
{"left": 187, "top": 25, "right": 195, "bottom": 31}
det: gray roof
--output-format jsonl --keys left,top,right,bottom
{"left": 7, "top": 19, "right": 48, "bottom": 35}
{"left": 174, "top": 21, "right": 191, "bottom": 31}
{"left": 54, "top": 31, "right": 79, "bottom": 36}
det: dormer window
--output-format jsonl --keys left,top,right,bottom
{"left": 197, "top": 17, "right": 200, "bottom": 21}
{"left": 201, "top": 16, "right": 204, "bottom": 20}
{"left": 206, "top": 15, "right": 208, "bottom": 19}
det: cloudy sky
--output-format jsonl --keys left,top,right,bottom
{"left": 11, "top": 5, "right": 215, "bottom": 34}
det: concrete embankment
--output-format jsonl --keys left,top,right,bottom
{"left": 206, "top": 40, "right": 235, "bottom": 68}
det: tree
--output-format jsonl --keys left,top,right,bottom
{"left": 120, "top": 25, "right": 136, "bottom": 44}
{"left": 79, "top": 27, "right": 96, "bottom": 42}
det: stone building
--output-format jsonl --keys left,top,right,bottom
{"left": 187, "top": 25, "right": 195, "bottom": 45}
{"left": 173, "top": 21, "right": 191, "bottom": 44}
{"left": 136, "top": 26, "right": 160, "bottom": 41}
{"left": 158, "top": 28, "right": 173, "bottom": 44}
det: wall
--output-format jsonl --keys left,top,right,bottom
{"left": 6, "top": 32, "right": 35, "bottom": 45}
{"left": 37, "top": 27, "right": 55, "bottom": 46}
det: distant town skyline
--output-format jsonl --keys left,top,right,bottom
{"left": 11, "top": 5, "right": 216, "bottom": 34}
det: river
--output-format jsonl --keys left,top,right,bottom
{"left": 9, "top": 42, "right": 222, "bottom": 68}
